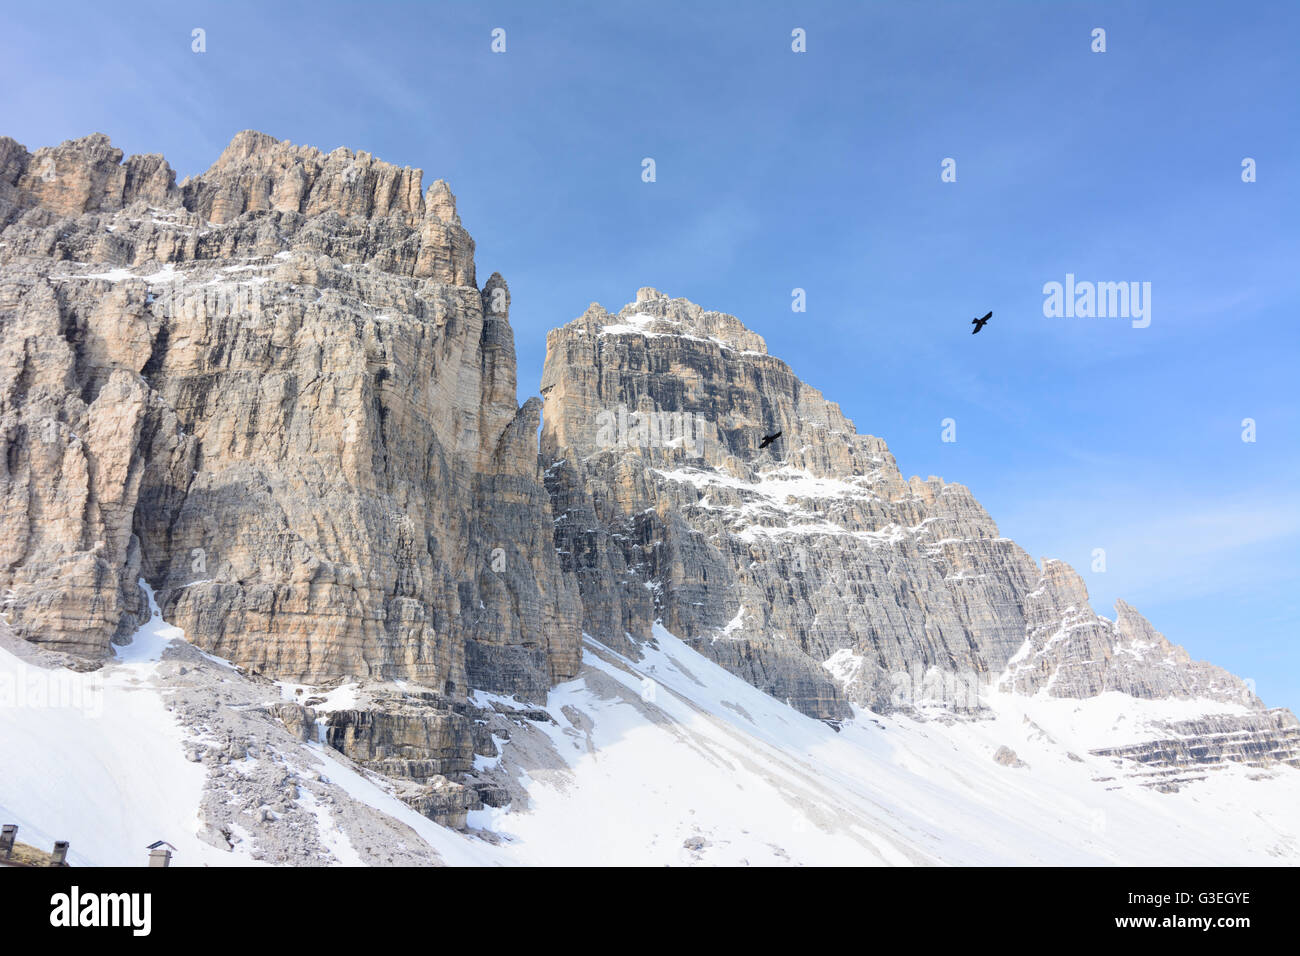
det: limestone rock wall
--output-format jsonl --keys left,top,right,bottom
{"left": 0, "top": 131, "right": 578, "bottom": 698}
{"left": 540, "top": 289, "right": 1045, "bottom": 718}
{"left": 538, "top": 289, "right": 1287, "bottom": 728}
{"left": 2, "top": 132, "right": 1289, "bottom": 746}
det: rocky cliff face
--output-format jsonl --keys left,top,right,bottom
{"left": 538, "top": 289, "right": 1294, "bottom": 753}
{"left": 541, "top": 289, "right": 1046, "bottom": 718}
{"left": 1002, "top": 559, "right": 1258, "bottom": 703}
{"left": 0, "top": 131, "right": 578, "bottom": 698}
{"left": 2, "top": 132, "right": 1294, "bottom": 797}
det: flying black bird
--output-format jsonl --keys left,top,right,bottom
{"left": 970, "top": 311, "right": 992, "bottom": 335}
{"left": 759, "top": 431, "right": 782, "bottom": 449}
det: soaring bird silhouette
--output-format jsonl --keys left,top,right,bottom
{"left": 759, "top": 431, "right": 782, "bottom": 449}
{"left": 971, "top": 311, "right": 992, "bottom": 334}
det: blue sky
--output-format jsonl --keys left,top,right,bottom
{"left": 3, "top": 1, "right": 1297, "bottom": 709}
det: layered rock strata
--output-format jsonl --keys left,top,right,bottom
{"left": 3, "top": 132, "right": 1294, "bottom": 795}
{"left": 0, "top": 131, "right": 578, "bottom": 698}
{"left": 538, "top": 289, "right": 1295, "bottom": 754}
{"left": 541, "top": 289, "right": 1044, "bottom": 718}
{"left": 1091, "top": 709, "right": 1300, "bottom": 786}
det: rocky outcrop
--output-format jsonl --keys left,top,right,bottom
{"left": 397, "top": 776, "right": 483, "bottom": 829}
{"left": 317, "top": 685, "right": 544, "bottom": 826}
{"left": 993, "top": 746, "right": 1028, "bottom": 768}
{"left": 1090, "top": 710, "right": 1300, "bottom": 791}
{"left": 324, "top": 699, "right": 475, "bottom": 778}
{"left": 0, "top": 131, "right": 578, "bottom": 698}
{"left": 267, "top": 702, "right": 319, "bottom": 742}
{"left": 322, "top": 694, "right": 489, "bottom": 826}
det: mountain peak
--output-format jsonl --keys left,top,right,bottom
{"left": 561, "top": 289, "right": 769, "bottom": 355}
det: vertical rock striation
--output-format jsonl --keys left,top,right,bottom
{"left": 541, "top": 289, "right": 1044, "bottom": 717}
{"left": 0, "top": 131, "right": 577, "bottom": 698}
{"left": 2, "top": 132, "right": 1293, "bottom": 788}
{"left": 539, "top": 289, "right": 1294, "bottom": 745}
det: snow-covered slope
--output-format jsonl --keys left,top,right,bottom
{"left": 3, "top": 603, "right": 1296, "bottom": 866}
{"left": 0, "top": 602, "right": 239, "bottom": 867}
{"left": 0, "top": 590, "right": 501, "bottom": 868}
{"left": 470, "top": 626, "right": 1298, "bottom": 865}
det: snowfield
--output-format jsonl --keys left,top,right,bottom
{"left": 468, "top": 627, "right": 1299, "bottom": 865}
{"left": 2, "top": 606, "right": 1297, "bottom": 866}
{"left": 0, "top": 594, "right": 247, "bottom": 867}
